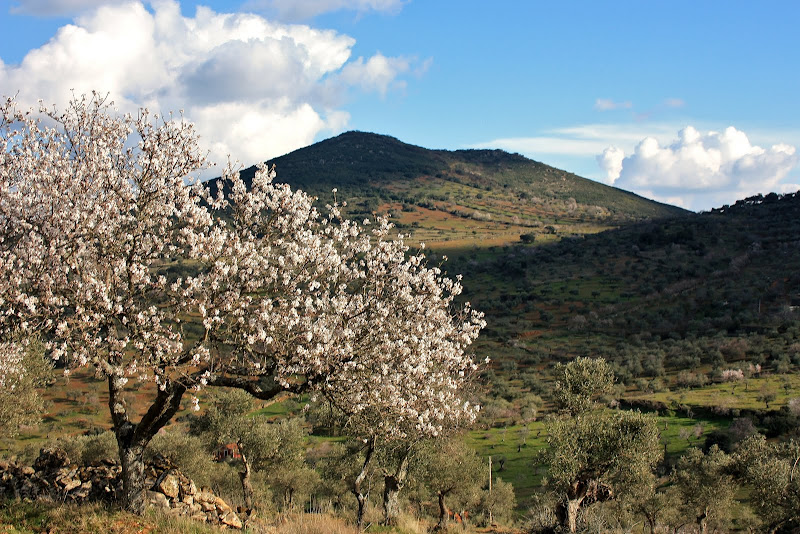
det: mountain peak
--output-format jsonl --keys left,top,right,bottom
{"left": 204, "top": 131, "right": 685, "bottom": 250}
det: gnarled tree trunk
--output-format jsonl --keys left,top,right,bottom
{"left": 435, "top": 489, "right": 452, "bottom": 531}
{"left": 645, "top": 514, "right": 657, "bottom": 534}
{"left": 555, "top": 479, "right": 613, "bottom": 533}
{"left": 238, "top": 441, "right": 254, "bottom": 510}
{"left": 382, "top": 447, "right": 410, "bottom": 525}
{"left": 561, "top": 497, "right": 583, "bottom": 534}
{"left": 353, "top": 437, "right": 376, "bottom": 531}
{"left": 109, "top": 376, "right": 186, "bottom": 514}
{"left": 697, "top": 508, "right": 708, "bottom": 534}
{"left": 118, "top": 440, "right": 147, "bottom": 514}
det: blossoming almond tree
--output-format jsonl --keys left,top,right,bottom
{"left": 0, "top": 93, "right": 485, "bottom": 515}
{"left": 327, "top": 276, "right": 482, "bottom": 528}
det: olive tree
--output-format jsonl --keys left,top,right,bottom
{"left": 338, "top": 400, "right": 481, "bottom": 529}
{"left": 192, "top": 389, "right": 257, "bottom": 508}
{"left": 0, "top": 340, "right": 50, "bottom": 437}
{"left": 544, "top": 357, "right": 661, "bottom": 532}
{"left": 735, "top": 434, "right": 800, "bottom": 532}
{"left": 629, "top": 477, "right": 682, "bottom": 534}
{"left": 478, "top": 477, "right": 515, "bottom": 527}
{"left": 672, "top": 446, "right": 737, "bottom": 534}
{"left": 552, "top": 356, "right": 615, "bottom": 416}
{"left": 0, "top": 93, "right": 484, "bottom": 514}
{"left": 192, "top": 389, "right": 312, "bottom": 511}
{"left": 546, "top": 409, "right": 661, "bottom": 532}
{"left": 420, "top": 438, "right": 483, "bottom": 530}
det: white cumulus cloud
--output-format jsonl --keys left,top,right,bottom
{"left": 597, "top": 146, "right": 624, "bottom": 181}
{"left": 1, "top": 0, "right": 416, "bottom": 172}
{"left": 602, "top": 126, "right": 798, "bottom": 211}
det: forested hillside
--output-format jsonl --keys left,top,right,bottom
{"left": 454, "top": 191, "right": 800, "bottom": 380}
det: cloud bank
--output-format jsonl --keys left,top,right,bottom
{"left": 1, "top": 0, "right": 416, "bottom": 172}
{"left": 473, "top": 122, "right": 799, "bottom": 211}
{"left": 599, "top": 126, "right": 798, "bottom": 210}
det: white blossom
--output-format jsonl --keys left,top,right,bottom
{"left": 0, "top": 91, "right": 485, "bottom": 472}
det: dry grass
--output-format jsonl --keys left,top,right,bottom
{"left": 0, "top": 500, "right": 522, "bottom": 534}
{"left": 0, "top": 501, "right": 158, "bottom": 534}
{"left": 259, "top": 513, "right": 359, "bottom": 534}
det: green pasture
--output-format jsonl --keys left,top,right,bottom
{"left": 627, "top": 373, "right": 800, "bottom": 411}
{"left": 465, "top": 422, "right": 548, "bottom": 508}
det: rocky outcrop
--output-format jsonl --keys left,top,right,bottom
{"left": 0, "top": 447, "right": 120, "bottom": 503}
{"left": 0, "top": 448, "right": 242, "bottom": 529}
{"left": 145, "top": 456, "right": 243, "bottom": 528}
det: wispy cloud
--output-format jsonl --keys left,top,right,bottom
{"left": 337, "top": 53, "right": 412, "bottom": 97}
{"left": 9, "top": 0, "right": 124, "bottom": 16}
{"left": 472, "top": 123, "right": 684, "bottom": 158}
{"left": 10, "top": 0, "right": 409, "bottom": 19}
{"left": 470, "top": 136, "right": 610, "bottom": 157}
{"left": 242, "top": 0, "right": 408, "bottom": 21}
{"left": 594, "top": 98, "right": 633, "bottom": 111}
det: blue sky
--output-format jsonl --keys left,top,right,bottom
{"left": 2, "top": 0, "right": 798, "bottom": 211}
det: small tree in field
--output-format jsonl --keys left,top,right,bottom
{"left": 544, "top": 358, "right": 661, "bottom": 533}
{"left": 552, "top": 356, "right": 615, "bottom": 416}
{"left": 0, "top": 93, "right": 485, "bottom": 514}
{"left": 546, "top": 409, "right": 661, "bottom": 532}
{"left": 672, "top": 446, "right": 736, "bottom": 534}
{"left": 420, "top": 438, "right": 483, "bottom": 530}
{"left": 479, "top": 477, "right": 515, "bottom": 527}
{"left": 629, "top": 476, "right": 682, "bottom": 534}
{"left": 0, "top": 340, "right": 50, "bottom": 437}
{"left": 758, "top": 386, "right": 778, "bottom": 410}
{"left": 734, "top": 434, "right": 800, "bottom": 532}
